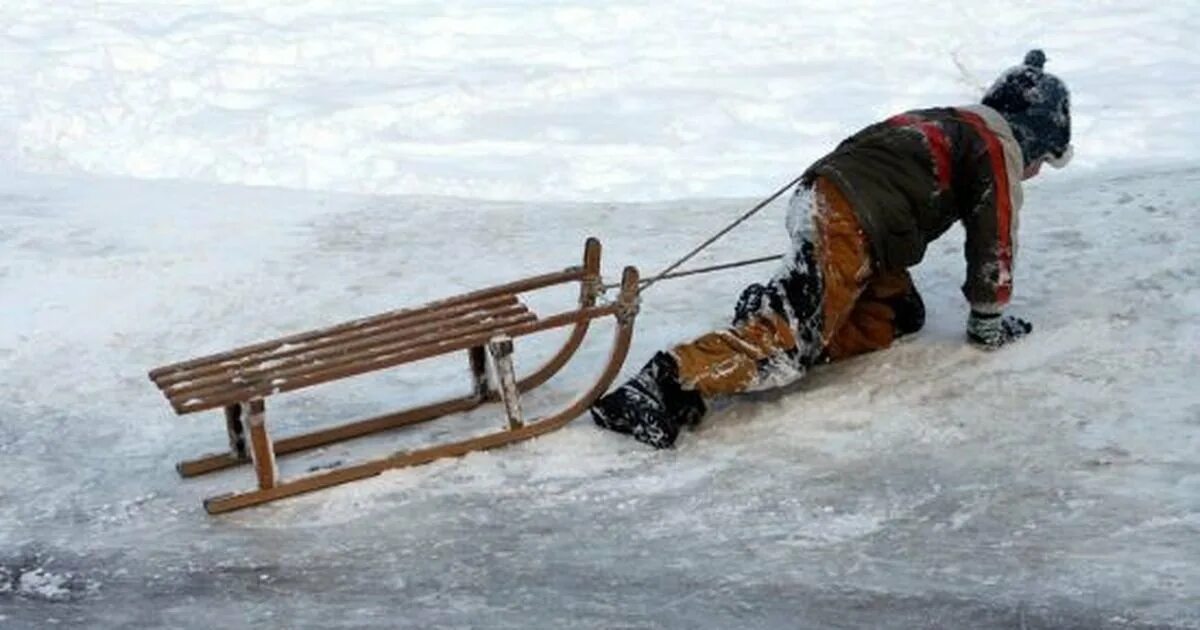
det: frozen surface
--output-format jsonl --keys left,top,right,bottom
{"left": 1, "top": 1, "right": 1198, "bottom": 201}
{"left": 1, "top": 166, "right": 1198, "bottom": 628}
{"left": 2, "top": 1, "right": 1200, "bottom": 628}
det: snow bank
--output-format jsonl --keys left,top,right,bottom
{"left": 2, "top": 1, "right": 1197, "bottom": 200}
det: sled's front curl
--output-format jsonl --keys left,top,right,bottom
{"left": 148, "top": 238, "right": 639, "bottom": 514}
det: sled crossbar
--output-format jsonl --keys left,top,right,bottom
{"left": 148, "top": 238, "right": 640, "bottom": 514}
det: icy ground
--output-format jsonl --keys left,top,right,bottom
{"left": 0, "top": 165, "right": 1198, "bottom": 628}
{"left": 2, "top": 1, "right": 1200, "bottom": 628}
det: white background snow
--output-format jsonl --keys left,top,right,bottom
{"left": 1, "top": 1, "right": 1198, "bottom": 628}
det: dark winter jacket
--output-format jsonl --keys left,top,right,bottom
{"left": 802, "top": 105, "right": 1024, "bottom": 313}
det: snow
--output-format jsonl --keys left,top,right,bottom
{"left": 2, "top": 2, "right": 1199, "bottom": 629}
{"left": 16, "top": 569, "right": 72, "bottom": 602}
{"left": 2, "top": 2, "right": 1198, "bottom": 201}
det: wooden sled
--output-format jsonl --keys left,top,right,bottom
{"left": 148, "top": 238, "right": 639, "bottom": 514}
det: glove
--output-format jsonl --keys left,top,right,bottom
{"left": 967, "top": 311, "right": 1032, "bottom": 349}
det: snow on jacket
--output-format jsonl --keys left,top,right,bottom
{"left": 801, "top": 104, "right": 1024, "bottom": 314}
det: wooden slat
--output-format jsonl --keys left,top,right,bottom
{"left": 176, "top": 304, "right": 619, "bottom": 413}
{"left": 162, "top": 301, "right": 530, "bottom": 399}
{"left": 170, "top": 309, "right": 542, "bottom": 413}
{"left": 166, "top": 307, "right": 535, "bottom": 409}
{"left": 149, "top": 267, "right": 584, "bottom": 381}
{"left": 152, "top": 293, "right": 520, "bottom": 388}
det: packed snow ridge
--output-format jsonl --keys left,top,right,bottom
{"left": 1, "top": 1, "right": 1198, "bottom": 200}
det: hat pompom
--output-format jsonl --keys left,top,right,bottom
{"left": 1023, "top": 49, "right": 1046, "bottom": 70}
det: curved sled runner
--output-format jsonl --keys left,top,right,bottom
{"left": 148, "top": 238, "right": 639, "bottom": 514}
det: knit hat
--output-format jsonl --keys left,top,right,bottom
{"left": 982, "top": 49, "right": 1072, "bottom": 168}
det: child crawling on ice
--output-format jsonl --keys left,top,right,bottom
{"left": 591, "top": 50, "right": 1073, "bottom": 449}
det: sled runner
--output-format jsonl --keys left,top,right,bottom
{"left": 148, "top": 238, "right": 640, "bottom": 514}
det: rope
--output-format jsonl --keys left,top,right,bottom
{"left": 601, "top": 254, "right": 779, "bottom": 291}
{"left": 633, "top": 173, "right": 804, "bottom": 295}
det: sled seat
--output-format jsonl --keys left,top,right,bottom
{"left": 148, "top": 237, "right": 640, "bottom": 514}
{"left": 151, "top": 292, "right": 538, "bottom": 416}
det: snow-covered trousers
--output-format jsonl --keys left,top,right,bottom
{"left": 669, "top": 176, "right": 918, "bottom": 397}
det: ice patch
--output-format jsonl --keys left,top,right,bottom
{"left": 0, "top": 562, "right": 95, "bottom": 603}
{"left": 783, "top": 511, "right": 885, "bottom": 548}
{"left": 17, "top": 568, "right": 71, "bottom": 601}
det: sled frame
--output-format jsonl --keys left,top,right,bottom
{"left": 148, "top": 238, "right": 639, "bottom": 514}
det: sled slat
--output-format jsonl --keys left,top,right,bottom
{"left": 161, "top": 300, "right": 531, "bottom": 401}
{"left": 175, "top": 304, "right": 619, "bottom": 413}
{"left": 160, "top": 304, "right": 538, "bottom": 414}
{"left": 150, "top": 294, "right": 520, "bottom": 388}
{"left": 149, "top": 267, "right": 584, "bottom": 382}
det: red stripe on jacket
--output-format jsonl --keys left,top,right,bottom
{"left": 887, "top": 114, "right": 952, "bottom": 190}
{"left": 955, "top": 109, "right": 1014, "bottom": 305}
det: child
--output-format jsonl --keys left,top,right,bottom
{"left": 592, "top": 50, "right": 1072, "bottom": 449}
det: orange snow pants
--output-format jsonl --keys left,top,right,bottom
{"left": 671, "top": 177, "right": 917, "bottom": 397}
